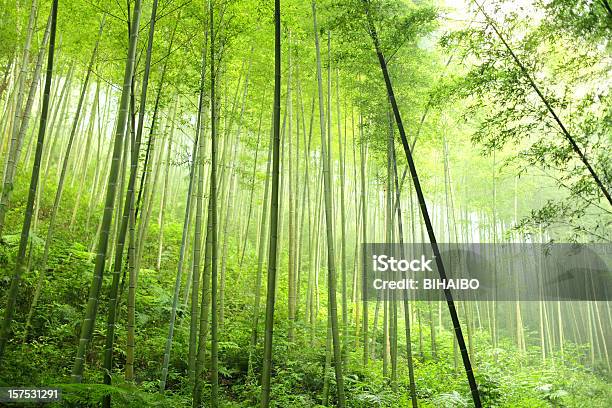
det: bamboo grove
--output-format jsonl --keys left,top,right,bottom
{"left": 0, "top": 0, "right": 610, "bottom": 407}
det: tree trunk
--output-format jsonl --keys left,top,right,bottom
{"left": 363, "top": 2, "right": 482, "bottom": 405}
{"left": 391, "top": 135, "right": 418, "bottom": 406}
{"left": 190, "top": 88, "right": 208, "bottom": 399}
{"left": 336, "top": 68, "right": 349, "bottom": 366}
{"left": 71, "top": 0, "right": 142, "bottom": 383}
{"left": 193, "top": 177, "right": 213, "bottom": 408}
{"left": 260, "top": 0, "right": 281, "bottom": 405}
{"left": 188, "top": 36, "right": 209, "bottom": 385}
{"left": 209, "top": 4, "right": 220, "bottom": 406}
{"left": 312, "top": 7, "right": 345, "bottom": 405}
{"left": 0, "top": 0, "right": 57, "bottom": 362}
{"left": 359, "top": 113, "right": 368, "bottom": 366}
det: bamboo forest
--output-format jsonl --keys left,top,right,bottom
{"left": 0, "top": 0, "right": 610, "bottom": 406}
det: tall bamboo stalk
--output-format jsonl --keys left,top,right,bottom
{"left": 209, "top": 3, "right": 220, "bottom": 406}
{"left": 260, "top": 0, "right": 281, "bottom": 405}
{"left": 0, "top": 0, "right": 57, "bottom": 363}
{"left": 71, "top": 0, "right": 142, "bottom": 383}
{"left": 313, "top": 6, "right": 345, "bottom": 405}
{"left": 363, "top": 1, "right": 482, "bottom": 405}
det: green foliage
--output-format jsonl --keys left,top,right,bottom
{"left": 1, "top": 0, "right": 610, "bottom": 407}
{"left": 430, "top": 391, "right": 468, "bottom": 408}
{"left": 441, "top": 0, "right": 611, "bottom": 242}
{"left": 49, "top": 382, "right": 191, "bottom": 408}
{"left": 2, "top": 193, "right": 611, "bottom": 405}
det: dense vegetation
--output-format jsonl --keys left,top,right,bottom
{"left": 0, "top": 0, "right": 610, "bottom": 406}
